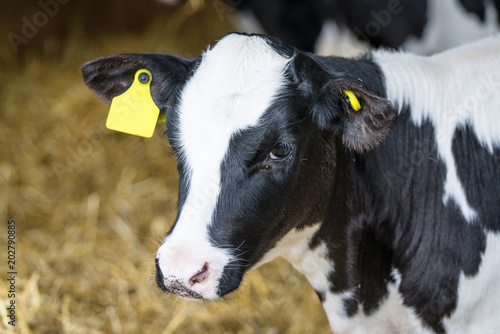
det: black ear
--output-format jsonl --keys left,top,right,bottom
{"left": 291, "top": 53, "right": 394, "bottom": 152}
{"left": 81, "top": 53, "right": 197, "bottom": 108}
{"left": 322, "top": 82, "right": 394, "bottom": 151}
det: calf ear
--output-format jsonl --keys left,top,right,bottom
{"left": 81, "top": 53, "right": 196, "bottom": 107}
{"left": 292, "top": 53, "right": 394, "bottom": 151}
{"left": 319, "top": 82, "right": 394, "bottom": 151}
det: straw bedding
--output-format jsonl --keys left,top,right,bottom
{"left": 0, "top": 1, "right": 331, "bottom": 333}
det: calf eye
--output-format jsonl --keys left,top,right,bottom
{"left": 269, "top": 142, "right": 293, "bottom": 160}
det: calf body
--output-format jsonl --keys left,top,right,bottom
{"left": 82, "top": 34, "right": 500, "bottom": 333}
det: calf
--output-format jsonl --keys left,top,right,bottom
{"left": 82, "top": 33, "right": 500, "bottom": 333}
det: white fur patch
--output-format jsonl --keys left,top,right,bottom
{"left": 405, "top": 0, "right": 499, "bottom": 55}
{"left": 255, "top": 224, "right": 333, "bottom": 290}
{"left": 444, "top": 232, "right": 500, "bottom": 334}
{"left": 156, "top": 34, "right": 290, "bottom": 298}
{"left": 374, "top": 36, "right": 500, "bottom": 222}
{"left": 323, "top": 272, "right": 433, "bottom": 334}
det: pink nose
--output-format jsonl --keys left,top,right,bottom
{"left": 155, "top": 258, "right": 212, "bottom": 298}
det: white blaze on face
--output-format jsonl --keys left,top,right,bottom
{"left": 156, "top": 34, "right": 290, "bottom": 298}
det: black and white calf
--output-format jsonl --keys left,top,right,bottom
{"left": 157, "top": 0, "right": 500, "bottom": 54}
{"left": 82, "top": 33, "right": 500, "bottom": 333}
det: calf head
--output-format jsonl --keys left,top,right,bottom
{"left": 82, "top": 33, "right": 393, "bottom": 300}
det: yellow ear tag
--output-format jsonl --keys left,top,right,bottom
{"left": 157, "top": 110, "right": 166, "bottom": 123}
{"left": 343, "top": 90, "right": 361, "bottom": 112}
{"left": 106, "top": 69, "right": 160, "bottom": 138}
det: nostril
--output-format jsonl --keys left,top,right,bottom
{"left": 189, "top": 263, "right": 209, "bottom": 285}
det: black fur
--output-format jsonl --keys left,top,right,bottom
{"left": 452, "top": 125, "right": 500, "bottom": 232}
{"left": 155, "top": 258, "right": 167, "bottom": 291}
{"left": 81, "top": 53, "right": 197, "bottom": 108}
{"left": 210, "top": 91, "right": 329, "bottom": 295}
{"left": 349, "top": 109, "right": 489, "bottom": 332}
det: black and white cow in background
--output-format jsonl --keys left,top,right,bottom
{"left": 82, "top": 33, "right": 500, "bottom": 333}
{"left": 236, "top": 0, "right": 500, "bottom": 55}
{"left": 160, "top": 0, "right": 500, "bottom": 55}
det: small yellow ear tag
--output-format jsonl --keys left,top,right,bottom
{"left": 343, "top": 90, "right": 361, "bottom": 112}
{"left": 157, "top": 110, "right": 166, "bottom": 123}
{"left": 107, "top": 69, "right": 160, "bottom": 138}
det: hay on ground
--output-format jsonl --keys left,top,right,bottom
{"left": 1, "top": 2, "right": 331, "bottom": 333}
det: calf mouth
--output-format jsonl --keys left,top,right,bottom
{"left": 165, "top": 281, "right": 205, "bottom": 300}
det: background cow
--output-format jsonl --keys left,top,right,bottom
{"left": 158, "top": 0, "right": 500, "bottom": 55}
{"left": 82, "top": 33, "right": 500, "bottom": 333}
{"left": 236, "top": 0, "right": 500, "bottom": 55}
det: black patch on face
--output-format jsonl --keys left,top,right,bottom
{"left": 208, "top": 89, "right": 339, "bottom": 295}
{"left": 217, "top": 267, "right": 245, "bottom": 297}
